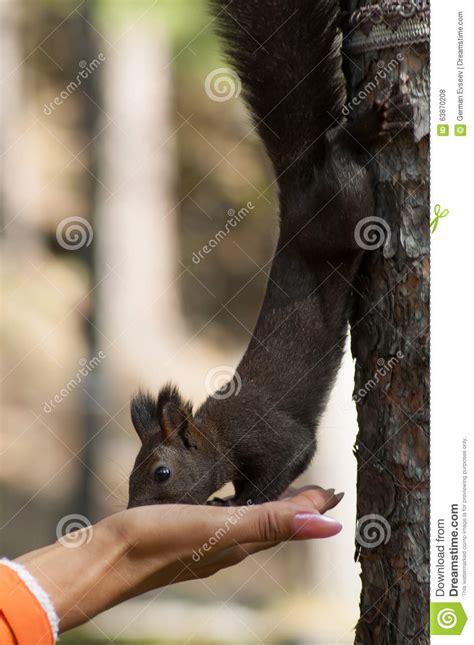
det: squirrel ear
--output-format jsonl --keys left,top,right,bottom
{"left": 157, "top": 384, "right": 196, "bottom": 448}
{"left": 160, "top": 402, "right": 189, "bottom": 442}
{"left": 131, "top": 385, "right": 196, "bottom": 446}
{"left": 130, "top": 392, "right": 159, "bottom": 443}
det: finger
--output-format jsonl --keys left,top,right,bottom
{"left": 319, "top": 491, "right": 344, "bottom": 514}
{"left": 124, "top": 493, "right": 342, "bottom": 566}
{"left": 280, "top": 484, "right": 327, "bottom": 499}
{"left": 237, "top": 492, "right": 343, "bottom": 555}
{"left": 234, "top": 495, "right": 343, "bottom": 557}
{"left": 215, "top": 500, "right": 342, "bottom": 548}
{"left": 283, "top": 486, "right": 341, "bottom": 513}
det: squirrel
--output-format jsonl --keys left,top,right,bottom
{"left": 127, "top": 0, "right": 412, "bottom": 508}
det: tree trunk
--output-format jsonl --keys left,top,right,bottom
{"left": 343, "top": 6, "right": 430, "bottom": 644}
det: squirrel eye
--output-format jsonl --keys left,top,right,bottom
{"left": 154, "top": 465, "right": 171, "bottom": 483}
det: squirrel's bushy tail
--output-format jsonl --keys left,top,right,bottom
{"left": 211, "top": 0, "right": 346, "bottom": 181}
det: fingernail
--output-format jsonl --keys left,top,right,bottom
{"left": 335, "top": 492, "right": 345, "bottom": 503}
{"left": 294, "top": 513, "right": 342, "bottom": 539}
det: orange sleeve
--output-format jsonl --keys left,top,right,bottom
{"left": 0, "top": 563, "right": 55, "bottom": 645}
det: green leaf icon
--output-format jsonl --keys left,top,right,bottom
{"left": 430, "top": 602, "right": 468, "bottom": 635}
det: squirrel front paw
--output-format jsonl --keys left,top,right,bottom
{"left": 348, "top": 91, "right": 413, "bottom": 148}
{"left": 374, "top": 93, "right": 413, "bottom": 137}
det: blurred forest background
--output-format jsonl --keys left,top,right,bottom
{"left": 1, "top": 1, "right": 361, "bottom": 643}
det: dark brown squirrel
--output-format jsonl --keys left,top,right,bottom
{"left": 127, "top": 0, "right": 412, "bottom": 508}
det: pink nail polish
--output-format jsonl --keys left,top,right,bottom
{"left": 294, "top": 513, "right": 342, "bottom": 538}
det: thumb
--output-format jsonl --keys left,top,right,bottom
{"left": 219, "top": 501, "right": 342, "bottom": 547}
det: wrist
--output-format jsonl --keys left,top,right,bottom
{"left": 16, "top": 514, "right": 130, "bottom": 633}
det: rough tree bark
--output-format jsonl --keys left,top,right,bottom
{"left": 343, "top": 5, "right": 430, "bottom": 644}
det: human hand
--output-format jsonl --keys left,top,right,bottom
{"left": 112, "top": 485, "right": 343, "bottom": 591}
{"left": 18, "top": 485, "right": 343, "bottom": 632}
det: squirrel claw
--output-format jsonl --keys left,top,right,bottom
{"left": 375, "top": 92, "right": 413, "bottom": 138}
{"left": 348, "top": 91, "right": 413, "bottom": 147}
